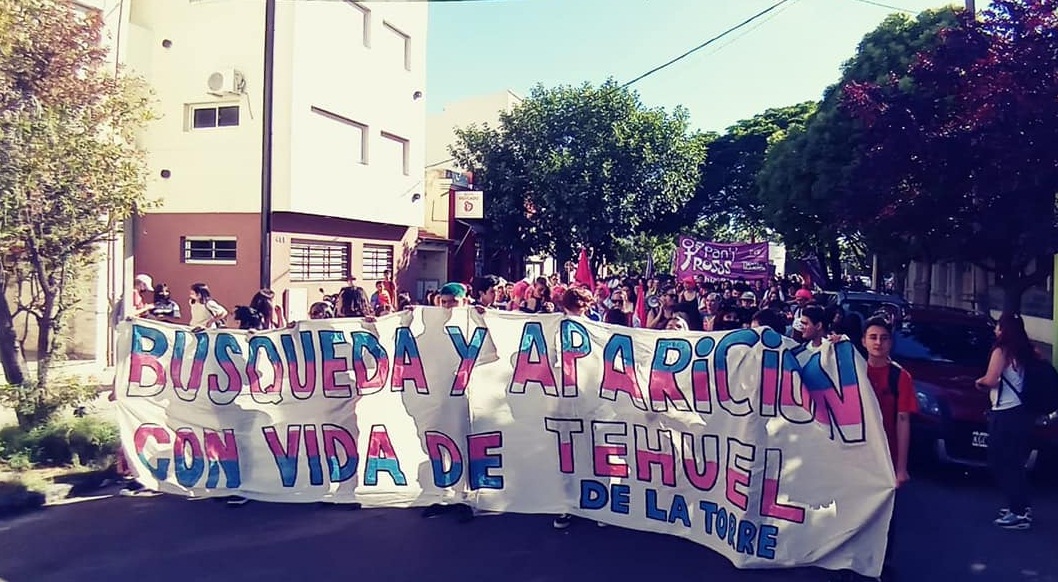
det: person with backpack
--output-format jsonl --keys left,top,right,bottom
{"left": 830, "top": 317, "right": 915, "bottom": 582}
{"left": 864, "top": 317, "right": 914, "bottom": 580}
{"left": 975, "top": 313, "right": 1058, "bottom": 531}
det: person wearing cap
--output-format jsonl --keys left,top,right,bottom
{"left": 736, "top": 290, "right": 757, "bottom": 326}
{"left": 790, "top": 288, "right": 814, "bottom": 341}
{"left": 132, "top": 274, "right": 154, "bottom": 317}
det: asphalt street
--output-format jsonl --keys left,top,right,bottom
{"left": 0, "top": 466, "right": 1055, "bottom": 582}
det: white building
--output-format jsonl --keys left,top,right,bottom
{"left": 109, "top": 0, "right": 427, "bottom": 325}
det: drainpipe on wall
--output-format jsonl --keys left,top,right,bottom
{"left": 259, "top": 0, "right": 276, "bottom": 289}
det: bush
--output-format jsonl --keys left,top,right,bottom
{"left": 0, "top": 378, "right": 100, "bottom": 430}
{"left": 7, "top": 451, "right": 31, "bottom": 472}
{"left": 0, "top": 417, "right": 120, "bottom": 469}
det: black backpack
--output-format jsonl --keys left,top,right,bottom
{"left": 1016, "top": 358, "right": 1058, "bottom": 417}
{"left": 886, "top": 363, "right": 902, "bottom": 426}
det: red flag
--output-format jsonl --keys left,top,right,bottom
{"left": 635, "top": 284, "right": 647, "bottom": 328}
{"left": 575, "top": 248, "right": 595, "bottom": 289}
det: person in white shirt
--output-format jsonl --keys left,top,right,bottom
{"left": 188, "top": 282, "right": 228, "bottom": 330}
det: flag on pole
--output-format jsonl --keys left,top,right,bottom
{"left": 575, "top": 248, "right": 595, "bottom": 289}
{"left": 635, "top": 284, "right": 647, "bottom": 328}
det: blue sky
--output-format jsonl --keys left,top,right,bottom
{"left": 426, "top": 0, "right": 978, "bottom": 132}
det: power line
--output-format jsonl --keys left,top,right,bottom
{"left": 620, "top": 0, "right": 794, "bottom": 89}
{"left": 696, "top": 0, "right": 801, "bottom": 61}
{"left": 849, "top": 0, "right": 916, "bottom": 14}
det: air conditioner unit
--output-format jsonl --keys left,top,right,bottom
{"left": 207, "top": 68, "right": 244, "bottom": 96}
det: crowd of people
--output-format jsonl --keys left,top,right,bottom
{"left": 114, "top": 267, "right": 1047, "bottom": 582}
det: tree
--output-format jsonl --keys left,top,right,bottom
{"left": 844, "top": 0, "right": 1058, "bottom": 313}
{"left": 756, "top": 8, "right": 960, "bottom": 288}
{"left": 0, "top": 0, "right": 152, "bottom": 428}
{"left": 686, "top": 103, "right": 816, "bottom": 241}
{"left": 449, "top": 80, "right": 705, "bottom": 273}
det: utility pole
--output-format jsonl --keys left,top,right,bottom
{"left": 966, "top": 0, "right": 975, "bottom": 15}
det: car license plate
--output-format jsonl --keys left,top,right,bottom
{"left": 972, "top": 431, "right": 989, "bottom": 448}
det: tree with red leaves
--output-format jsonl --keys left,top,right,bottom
{"left": 843, "top": 0, "right": 1058, "bottom": 314}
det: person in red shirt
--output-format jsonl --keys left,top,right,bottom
{"left": 863, "top": 317, "right": 916, "bottom": 486}
{"left": 861, "top": 316, "right": 917, "bottom": 582}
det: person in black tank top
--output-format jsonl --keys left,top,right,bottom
{"left": 676, "top": 278, "right": 704, "bottom": 331}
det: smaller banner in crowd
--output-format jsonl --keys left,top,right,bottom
{"left": 115, "top": 310, "right": 894, "bottom": 578}
{"left": 675, "top": 236, "right": 771, "bottom": 281}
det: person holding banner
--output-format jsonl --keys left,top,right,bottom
{"left": 471, "top": 275, "right": 503, "bottom": 308}
{"left": 799, "top": 305, "right": 827, "bottom": 351}
{"left": 858, "top": 317, "right": 915, "bottom": 582}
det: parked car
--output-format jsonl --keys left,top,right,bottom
{"left": 896, "top": 307, "right": 1058, "bottom": 470}
{"left": 820, "top": 289, "right": 910, "bottom": 323}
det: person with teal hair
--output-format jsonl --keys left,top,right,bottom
{"left": 437, "top": 282, "right": 468, "bottom": 308}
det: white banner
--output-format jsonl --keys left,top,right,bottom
{"left": 115, "top": 309, "right": 894, "bottom": 578}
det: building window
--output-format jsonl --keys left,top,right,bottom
{"left": 345, "top": 1, "right": 371, "bottom": 47}
{"left": 383, "top": 22, "right": 411, "bottom": 71}
{"left": 362, "top": 244, "right": 393, "bottom": 280}
{"left": 290, "top": 240, "right": 350, "bottom": 282}
{"left": 311, "top": 107, "right": 368, "bottom": 164}
{"left": 380, "top": 132, "right": 409, "bottom": 176}
{"left": 191, "top": 105, "right": 240, "bottom": 129}
{"left": 182, "top": 237, "right": 237, "bottom": 264}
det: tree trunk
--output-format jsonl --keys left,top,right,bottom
{"left": 0, "top": 294, "right": 26, "bottom": 386}
{"left": 826, "top": 240, "right": 843, "bottom": 290}
{"left": 36, "top": 294, "right": 56, "bottom": 393}
{"left": 894, "top": 266, "right": 907, "bottom": 297}
{"left": 1000, "top": 283, "right": 1024, "bottom": 316}
{"left": 921, "top": 260, "right": 933, "bottom": 307}
{"left": 814, "top": 250, "right": 830, "bottom": 288}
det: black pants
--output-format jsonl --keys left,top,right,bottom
{"left": 988, "top": 406, "right": 1035, "bottom": 514}
{"left": 884, "top": 490, "right": 898, "bottom": 569}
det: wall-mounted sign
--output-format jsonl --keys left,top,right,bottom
{"left": 445, "top": 169, "right": 472, "bottom": 189}
{"left": 454, "top": 191, "right": 484, "bottom": 219}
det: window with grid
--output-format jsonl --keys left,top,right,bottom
{"left": 290, "top": 240, "right": 349, "bottom": 282}
{"left": 182, "top": 237, "right": 237, "bottom": 263}
{"left": 362, "top": 244, "right": 393, "bottom": 280}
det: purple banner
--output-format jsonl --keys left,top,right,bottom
{"left": 674, "top": 236, "right": 770, "bottom": 281}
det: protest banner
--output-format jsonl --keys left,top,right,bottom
{"left": 115, "top": 309, "right": 894, "bottom": 578}
{"left": 675, "top": 236, "right": 771, "bottom": 281}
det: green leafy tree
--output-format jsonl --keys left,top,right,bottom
{"left": 0, "top": 0, "right": 152, "bottom": 428}
{"left": 686, "top": 103, "right": 816, "bottom": 241}
{"left": 610, "top": 233, "right": 676, "bottom": 277}
{"left": 450, "top": 80, "right": 705, "bottom": 274}
{"left": 756, "top": 8, "right": 960, "bottom": 288}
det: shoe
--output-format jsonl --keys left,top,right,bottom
{"left": 994, "top": 512, "right": 1031, "bottom": 530}
{"left": 998, "top": 507, "right": 1033, "bottom": 521}
{"left": 553, "top": 514, "right": 572, "bottom": 529}
{"left": 596, "top": 521, "right": 607, "bottom": 528}
{"left": 226, "top": 496, "right": 250, "bottom": 507}
{"left": 421, "top": 504, "right": 448, "bottom": 518}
